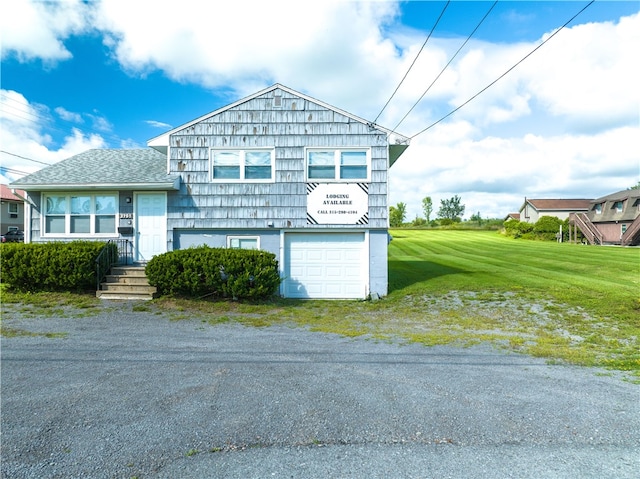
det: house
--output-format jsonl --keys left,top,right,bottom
{"left": 10, "top": 84, "right": 410, "bottom": 299}
{"left": 569, "top": 188, "right": 640, "bottom": 246}
{"left": 504, "top": 212, "right": 520, "bottom": 222}
{"left": 519, "top": 198, "right": 592, "bottom": 224}
{"left": 0, "top": 184, "right": 26, "bottom": 234}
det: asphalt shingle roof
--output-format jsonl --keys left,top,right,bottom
{"left": 11, "top": 149, "right": 178, "bottom": 187}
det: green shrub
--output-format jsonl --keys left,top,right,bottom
{"left": 0, "top": 241, "right": 107, "bottom": 292}
{"left": 503, "top": 219, "right": 534, "bottom": 238}
{"left": 146, "top": 246, "right": 281, "bottom": 300}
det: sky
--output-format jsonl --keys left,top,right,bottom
{"left": 1, "top": 0, "right": 639, "bottom": 220}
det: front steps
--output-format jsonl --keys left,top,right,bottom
{"left": 96, "top": 265, "right": 157, "bottom": 301}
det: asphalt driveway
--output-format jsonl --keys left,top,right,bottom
{"left": 1, "top": 302, "right": 638, "bottom": 478}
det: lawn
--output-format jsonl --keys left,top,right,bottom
{"left": 2, "top": 230, "right": 639, "bottom": 379}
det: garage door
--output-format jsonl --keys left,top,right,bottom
{"left": 283, "top": 233, "right": 367, "bottom": 299}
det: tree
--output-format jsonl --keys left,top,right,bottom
{"left": 422, "top": 196, "right": 433, "bottom": 222}
{"left": 469, "top": 211, "right": 483, "bottom": 225}
{"left": 389, "top": 202, "right": 406, "bottom": 227}
{"left": 437, "top": 195, "right": 465, "bottom": 221}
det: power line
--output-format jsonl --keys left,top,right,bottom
{"left": 0, "top": 150, "right": 53, "bottom": 166}
{"left": 409, "top": 0, "right": 595, "bottom": 140}
{"left": 372, "top": 0, "right": 451, "bottom": 125}
{"left": 392, "top": 0, "right": 498, "bottom": 133}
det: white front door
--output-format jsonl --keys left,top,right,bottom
{"left": 135, "top": 193, "right": 167, "bottom": 262}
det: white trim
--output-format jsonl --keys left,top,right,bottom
{"left": 40, "top": 192, "right": 119, "bottom": 238}
{"left": 226, "top": 235, "right": 260, "bottom": 250}
{"left": 305, "top": 147, "right": 371, "bottom": 183}
{"left": 210, "top": 147, "right": 275, "bottom": 183}
{"left": 134, "top": 192, "right": 167, "bottom": 262}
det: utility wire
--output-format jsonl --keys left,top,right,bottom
{"left": 392, "top": 0, "right": 498, "bottom": 132}
{"left": 372, "top": 0, "right": 450, "bottom": 125}
{"left": 0, "top": 150, "right": 54, "bottom": 166}
{"left": 409, "top": 0, "right": 595, "bottom": 139}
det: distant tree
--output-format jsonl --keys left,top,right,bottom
{"left": 389, "top": 202, "right": 407, "bottom": 227}
{"left": 422, "top": 196, "right": 433, "bottom": 222}
{"left": 470, "top": 211, "right": 483, "bottom": 225}
{"left": 437, "top": 195, "right": 465, "bottom": 221}
{"left": 412, "top": 216, "right": 426, "bottom": 227}
{"left": 629, "top": 181, "right": 640, "bottom": 190}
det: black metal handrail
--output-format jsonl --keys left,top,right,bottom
{"left": 96, "top": 239, "right": 133, "bottom": 290}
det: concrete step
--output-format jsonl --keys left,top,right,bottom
{"left": 96, "top": 290, "right": 156, "bottom": 301}
{"left": 97, "top": 265, "right": 156, "bottom": 300}
{"left": 110, "top": 266, "right": 147, "bottom": 276}
{"left": 104, "top": 275, "right": 150, "bottom": 284}
{"left": 99, "top": 283, "right": 157, "bottom": 293}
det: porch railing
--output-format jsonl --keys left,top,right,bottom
{"left": 571, "top": 213, "right": 603, "bottom": 245}
{"left": 621, "top": 215, "right": 640, "bottom": 246}
{"left": 96, "top": 239, "right": 133, "bottom": 290}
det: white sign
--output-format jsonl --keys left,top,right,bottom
{"left": 307, "top": 183, "right": 369, "bottom": 225}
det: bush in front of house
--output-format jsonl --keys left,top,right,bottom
{"left": 145, "top": 246, "right": 281, "bottom": 300}
{"left": 503, "top": 217, "right": 570, "bottom": 241}
{"left": 0, "top": 241, "right": 108, "bottom": 292}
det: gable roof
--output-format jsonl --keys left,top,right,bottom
{"left": 10, "top": 149, "right": 180, "bottom": 191}
{"left": 1, "top": 184, "right": 25, "bottom": 201}
{"left": 521, "top": 198, "right": 592, "bottom": 212}
{"left": 147, "top": 83, "right": 410, "bottom": 165}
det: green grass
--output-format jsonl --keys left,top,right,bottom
{"left": 2, "top": 231, "right": 639, "bottom": 379}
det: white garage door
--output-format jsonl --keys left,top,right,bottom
{"left": 284, "top": 233, "right": 367, "bottom": 299}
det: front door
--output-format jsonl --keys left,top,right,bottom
{"left": 135, "top": 192, "right": 166, "bottom": 262}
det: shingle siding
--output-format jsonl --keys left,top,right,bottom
{"left": 167, "top": 89, "right": 390, "bottom": 231}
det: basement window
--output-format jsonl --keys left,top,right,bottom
{"left": 227, "top": 236, "right": 259, "bottom": 250}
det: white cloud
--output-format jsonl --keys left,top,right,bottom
{"left": 0, "top": 0, "right": 90, "bottom": 62}
{"left": 0, "top": 90, "right": 106, "bottom": 184}
{"left": 145, "top": 120, "right": 172, "bottom": 129}
{"left": 55, "top": 107, "right": 83, "bottom": 123}
{"left": 2, "top": 1, "right": 638, "bottom": 220}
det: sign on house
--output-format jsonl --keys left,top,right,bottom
{"left": 307, "top": 183, "right": 369, "bottom": 225}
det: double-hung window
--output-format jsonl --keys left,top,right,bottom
{"left": 307, "top": 149, "right": 369, "bottom": 182}
{"left": 43, "top": 193, "right": 117, "bottom": 236}
{"left": 211, "top": 149, "right": 274, "bottom": 182}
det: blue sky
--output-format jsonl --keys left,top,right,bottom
{"left": 1, "top": 0, "right": 638, "bottom": 219}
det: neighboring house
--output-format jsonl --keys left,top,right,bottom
{"left": 504, "top": 213, "right": 520, "bottom": 222}
{"left": 519, "top": 198, "right": 592, "bottom": 224}
{"left": 10, "top": 84, "right": 410, "bottom": 299}
{"left": 570, "top": 188, "right": 640, "bottom": 246}
{"left": 0, "top": 184, "right": 25, "bottom": 234}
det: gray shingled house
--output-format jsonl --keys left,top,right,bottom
{"left": 10, "top": 84, "right": 410, "bottom": 299}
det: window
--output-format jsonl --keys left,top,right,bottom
{"left": 227, "top": 236, "right": 259, "bottom": 250}
{"left": 614, "top": 201, "right": 624, "bottom": 212}
{"left": 211, "top": 149, "right": 274, "bottom": 182}
{"left": 8, "top": 203, "right": 18, "bottom": 214}
{"left": 594, "top": 203, "right": 602, "bottom": 214}
{"left": 43, "top": 193, "right": 117, "bottom": 236}
{"left": 307, "top": 149, "right": 369, "bottom": 182}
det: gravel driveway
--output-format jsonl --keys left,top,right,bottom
{"left": 1, "top": 302, "right": 638, "bottom": 479}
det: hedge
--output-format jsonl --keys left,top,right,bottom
{"left": 0, "top": 241, "right": 108, "bottom": 292}
{"left": 145, "top": 246, "right": 281, "bottom": 300}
